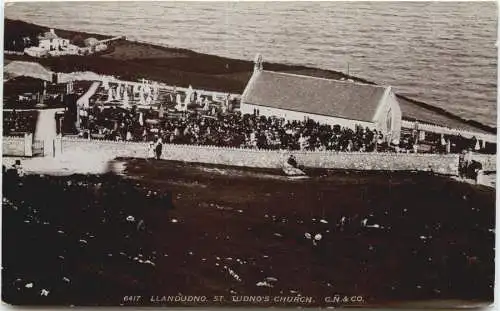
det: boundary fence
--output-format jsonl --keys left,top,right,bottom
{"left": 58, "top": 137, "right": 463, "bottom": 175}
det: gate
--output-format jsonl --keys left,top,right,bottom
{"left": 32, "top": 140, "right": 44, "bottom": 157}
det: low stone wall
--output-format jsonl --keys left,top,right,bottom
{"left": 61, "top": 138, "right": 149, "bottom": 159}
{"left": 294, "top": 151, "right": 459, "bottom": 175}
{"left": 3, "top": 135, "right": 33, "bottom": 157}
{"left": 59, "top": 138, "right": 460, "bottom": 175}
{"left": 4, "top": 50, "right": 25, "bottom": 56}
{"left": 3, "top": 137, "right": 26, "bottom": 157}
{"left": 470, "top": 154, "right": 496, "bottom": 172}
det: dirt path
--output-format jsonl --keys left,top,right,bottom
{"left": 2, "top": 155, "right": 124, "bottom": 176}
{"left": 34, "top": 108, "right": 63, "bottom": 140}
{"left": 34, "top": 108, "right": 64, "bottom": 156}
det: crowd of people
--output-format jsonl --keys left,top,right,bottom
{"left": 1, "top": 98, "right": 491, "bottom": 156}
{"left": 79, "top": 106, "right": 413, "bottom": 152}
{"left": 3, "top": 110, "right": 38, "bottom": 136}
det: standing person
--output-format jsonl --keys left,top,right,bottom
{"left": 464, "top": 149, "right": 472, "bottom": 176}
{"left": 155, "top": 138, "right": 163, "bottom": 160}
{"left": 441, "top": 134, "right": 447, "bottom": 153}
{"left": 458, "top": 150, "right": 466, "bottom": 178}
{"left": 12, "top": 160, "right": 24, "bottom": 177}
{"left": 147, "top": 142, "right": 155, "bottom": 160}
{"left": 287, "top": 154, "right": 298, "bottom": 168}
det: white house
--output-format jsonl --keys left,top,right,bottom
{"left": 37, "top": 29, "right": 70, "bottom": 51}
{"left": 80, "top": 37, "right": 108, "bottom": 55}
{"left": 48, "top": 44, "right": 80, "bottom": 57}
{"left": 25, "top": 28, "right": 82, "bottom": 57}
{"left": 240, "top": 55, "right": 402, "bottom": 143}
{"left": 24, "top": 46, "right": 49, "bottom": 58}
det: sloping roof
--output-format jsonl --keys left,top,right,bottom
{"left": 4, "top": 61, "right": 53, "bottom": 82}
{"left": 241, "top": 70, "right": 388, "bottom": 122}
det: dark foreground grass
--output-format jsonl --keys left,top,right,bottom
{"left": 2, "top": 159, "right": 495, "bottom": 307}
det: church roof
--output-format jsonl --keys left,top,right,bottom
{"left": 241, "top": 70, "right": 389, "bottom": 122}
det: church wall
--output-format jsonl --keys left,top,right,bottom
{"left": 373, "top": 90, "right": 402, "bottom": 143}
{"left": 240, "top": 102, "right": 375, "bottom": 130}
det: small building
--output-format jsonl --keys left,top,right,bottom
{"left": 240, "top": 55, "right": 402, "bottom": 143}
{"left": 84, "top": 37, "right": 99, "bottom": 47}
{"left": 48, "top": 44, "right": 80, "bottom": 57}
{"left": 38, "top": 29, "right": 69, "bottom": 51}
{"left": 81, "top": 37, "right": 107, "bottom": 54}
{"left": 65, "top": 44, "right": 81, "bottom": 54}
{"left": 24, "top": 46, "right": 49, "bottom": 58}
{"left": 95, "top": 43, "right": 108, "bottom": 52}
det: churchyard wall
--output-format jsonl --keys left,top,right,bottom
{"left": 3, "top": 134, "right": 33, "bottom": 157}
{"left": 470, "top": 153, "right": 496, "bottom": 172}
{"left": 3, "top": 136, "right": 26, "bottom": 156}
{"left": 59, "top": 137, "right": 460, "bottom": 175}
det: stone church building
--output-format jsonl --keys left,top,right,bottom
{"left": 240, "top": 55, "right": 402, "bottom": 143}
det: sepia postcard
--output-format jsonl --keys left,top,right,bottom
{"left": 2, "top": 1, "right": 496, "bottom": 308}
